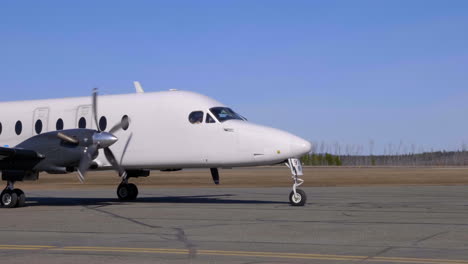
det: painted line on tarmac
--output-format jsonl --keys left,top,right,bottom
{"left": 0, "top": 245, "right": 468, "bottom": 263}
{"left": 0, "top": 245, "right": 55, "bottom": 251}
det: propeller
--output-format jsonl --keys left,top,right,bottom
{"left": 104, "top": 147, "right": 127, "bottom": 179}
{"left": 210, "top": 168, "right": 220, "bottom": 185}
{"left": 77, "top": 144, "right": 98, "bottom": 183}
{"left": 59, "top": 88, "right": 130, "bottom": 182}
{"left": 120, "top": 133, "right": 133, "bottom": 165}
{"left": 92, "top": 88, "right": 100, "bottom": 132}
{"left": 109, "top": 117, "right": 129, "bottom": 135}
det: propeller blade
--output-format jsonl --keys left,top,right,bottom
{"left": 58, "top": 132, "right": 79, "bottom": 145}
{"left": 210, "top": 168, "right": 220, "bottom": 185}
{"left": 108, "top": 117, "right": 130, "bottom": 134}
{"left": 120, "top": 133, "right": 133, "bottom": 165}
{"left": 104, "top": 147, "right": 126, "bottom": 179}
{"left": 92, "top": 88, "right": 100, "bottom": 132}
{"left": 109, "top": 116, "right": 130, "bottom": 134}
{"left": 108, "top": 123, "right": 122, "bottom": 135}
{"left": 77, "top": 144, "right": 98, "bottom": 183}
{"left": 77, "top": 170, "right": 85, "bottom": 183}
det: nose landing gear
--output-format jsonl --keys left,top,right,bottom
{"left": 286, "top": 158, "right": 307, "bottom": 206}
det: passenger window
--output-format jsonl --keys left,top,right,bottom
{"left": 206, "top": 113, "right": 216, "bottom": 124}
{"left": 35, "top": 120, "right": 43, "bottom": 134}
{"left": 56, "top": 119, "right": 64, "bottom": 130}
{"left": 15, "top": 121, "right": 22, "bottom": 135}
{"left": 189, "top": 111, "right": 204, "bottom": 124}
{"left": 99, "top": 116, "right": 107, "bottom": 131}
{"left": 78, "top": 117, "right": 86, "bottom": 128}
{"left": 121, "top": 115, "right": 130, "bottom": 130}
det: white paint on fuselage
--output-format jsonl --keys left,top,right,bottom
{"left": 0, "top": 91, "right": 311, "bottom": 170}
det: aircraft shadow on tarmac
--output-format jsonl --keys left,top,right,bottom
{"left": 24, "top": 194, "right": 289, "bottom": 207}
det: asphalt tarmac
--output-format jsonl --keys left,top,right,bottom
{"left": 1, "top": 185, "right": 468, "bottom": 264}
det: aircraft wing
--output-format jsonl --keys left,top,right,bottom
{"left": 0, "top": 147, "right": 16, "bottom": 160}
{"left": 0, "top": 147, "right": 44, "bottom": 161}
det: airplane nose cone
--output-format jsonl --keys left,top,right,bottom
{"left": 93, "top": 132, "right": 118, "bottom": 148}
{"left": 290, "top": 137, "right": 312, "bottom": 157}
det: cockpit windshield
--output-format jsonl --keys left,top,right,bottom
{"left": 209, "top": 107, "right": 245, "bottom": 122}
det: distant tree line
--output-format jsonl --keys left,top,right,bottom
{"left": 302, "top": 153, "right": 343, "bottom": 166}
{"left": 300, "top": 141, "right": 468, "bottom": 166}
{"left": 301, "top": 151, "right": 468, "bottom": 166}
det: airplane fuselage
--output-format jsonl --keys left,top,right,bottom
{"left": 0, "top": 90, "right": 311, "bottom": 171}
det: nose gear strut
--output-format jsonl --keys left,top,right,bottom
{"left": 286, "top": 158, "right": 307, "bottom": 206}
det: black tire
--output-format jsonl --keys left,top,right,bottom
{"left": 127, "top": 183, "right": 139, "bottom": 200}
{"left": 14, "top": 189, "right": 26, "bottom": 208}
{"left": 0, "top": 189, "right": 5, "bottom": 206}
{"left": 289, "top": 189, "right": 307, "bottom": 206}
{"left": 117, "top": 184, "right": 131, "bottom": 201}
{"left": 1, "top": 189, "right": 18, "bottom": 208}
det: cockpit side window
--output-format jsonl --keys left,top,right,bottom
{"left": 206, "top": 113, "right": 216, "bottom": 124}
{"left": 209, "top": 107, "right": 244, "bottom": 122}
{"left": 189, "top": 111, "right": 204, "bottom": 124}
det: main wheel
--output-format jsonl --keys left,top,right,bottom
{"left": 127, "top": 183, "right": 138, "bottom": 200}
{"left": 14, "top": 189, "right": 26, "bottom": 208}
{"left": 117, "top": 184, "right": 131, "bottom": 201}
{"left": 1, "top": 189, "right": 18, "bottom": 208}
{"left": 289, "top": 189, "right": 307, "bottom": 206}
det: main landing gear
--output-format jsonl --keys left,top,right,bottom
{"left": 114, "top": 170, "right": 149, "bottom": 201}
{"left": 1, "top": 181, "right": 26, "bottom": 208}
{"left": 117, "top": 181, "right": 139, "bottom": 201}
{"left": 286, "top": 158, "right": 307, "bottom": 206}
{"left": 116, "top": 171, "right": 139, "bottom": 201}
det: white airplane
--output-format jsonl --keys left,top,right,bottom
{"left": 0, "top": 83, "right": 311, "bottom": 208}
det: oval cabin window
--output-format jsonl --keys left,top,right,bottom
{"left": 56, "top": 118, "right": 64, "bottom": 130}
{"left": 15, "top": 121, "right": 22, "bottom": 135}
{"left": 99, "top": 116, "right": 107, "bottom": 131}
{"left": 35, "top": 119, "right": 43, "bottom": 134}
{"left": 78, "top": 117, "right": 86, "bottom": 129}
{"left": 121, "top": 115, "right": 130, "bottom": 130}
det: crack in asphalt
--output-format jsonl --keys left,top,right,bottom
{"left": 173, "top": 227, "right": 197, "bottom": 259}
{"left": 412, "top": 231, "right": 449, "bottom": 246}
{"left": 84, "top": 205, "right": 162, "bottom": 229}
{"left": 357, "top": 246, "right": 395, "bottom": 264}
{"left": 83, "top": 205, "right": 197, "bottom": 259}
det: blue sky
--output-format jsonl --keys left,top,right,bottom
{"left": 1, "top": 0, "right": 468, "bottom": 154}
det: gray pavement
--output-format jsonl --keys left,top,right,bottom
{"left": 1, "top": 186, "right": 468, "bottom": 263}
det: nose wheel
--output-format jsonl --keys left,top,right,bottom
{"left": 289, "top": 189, "right": 307, "bottom": 206}
{"left": 1, "top": 182, "right": 26, "bottom": 208}
{"left": 117, "top": 181, "right": 139, "bottom": 201}
{"left": 286, "top": 158, "right": 307, "bottom": 206}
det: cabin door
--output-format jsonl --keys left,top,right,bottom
{"left": 76, "top": 105, "right": 93, "bottom": 129}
